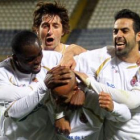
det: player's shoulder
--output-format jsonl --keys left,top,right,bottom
{"left": 78, "top": 46, "right": 114, "bottom": 58}
{"left": 0, "top": 58, "right": 12, "bottom": 68}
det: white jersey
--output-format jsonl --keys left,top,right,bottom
{"left": 0, "top": 51, "right": 62, "bottom": 140}
{"left": 75, "top": 46, "right": 140, "bottom": 140}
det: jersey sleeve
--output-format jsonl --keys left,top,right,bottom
{"left": 5, "top": 81, "right": 48, "bottom": 119}
{"left": 0, "top": 66, "right": 45, "bottom": 102}
{"left": 107, "top": 101, "right": 131, "bottom": 122}
{"left": 87, "top": 77, "right": 140, "bottom": 109}
{"left": 84, "top": 88, "right": 131, "bottom": 123}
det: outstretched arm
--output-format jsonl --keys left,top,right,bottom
{"left": 75, "top": 71, "right": 140, "bottom": 109}
{"left": 88, "top": 77, "right": 140, "bottom": 109}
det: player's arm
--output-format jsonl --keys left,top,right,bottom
{"left": 88, "top": 77, "right": 140, "bottom": 109}
{"left": 60, "top": 44, "right": 87, "bottom": 69}
{"left": 4, "top": 66, "right": 71, "bottom": 119}
{"left": 75, "top": 71, "right": 140, "bottom": 110}
{"left": 0, "top": 83, "right": 40, "bottom": 102}
{"left": 99, "top": 92, "right": 131, "bottom": 122}
{"left": 81, "top": 74, "right": 140, "bottom": 110}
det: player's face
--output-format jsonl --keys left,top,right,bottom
{"left": 37, "top": 14, "right": 64, "bottom": 51}
{"left": 113, "top": 18, "right": 138, "bottom": 57}
{"left": 15, "top": 43, "right": 43, "bottom": 74}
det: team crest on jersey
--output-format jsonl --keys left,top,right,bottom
{"left": 130, "top": 75, "right": 137, "bottom": 86}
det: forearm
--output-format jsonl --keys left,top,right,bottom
{"left": 61, "top": 44, "right": 87, "bottom": 69}
{"left": 5, "top": 81, "right": 47, "bottom": 119}
{"left": 87, "top": 77, "right": 140, "bottom": 109}
{"left": 108, "top": 101, "right": 131, "bottom": 122}
{"left": 0, "top": 81, "right": 43, "bottom": 102}
{"left": 64, "top": 44, "right": 87, "bottom": 56}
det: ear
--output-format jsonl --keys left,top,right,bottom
{"left": 136, "top": 32, "right": 140, "bottom": 42}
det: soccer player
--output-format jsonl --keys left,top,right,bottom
{"left": 32, "top": 1, "right": 86, "bottom": 54}
{"left": 74, "top": 9, "right": 140, "bottom": 139}
{"left": 0, "top": 30, "right": 71, "bottom": 140}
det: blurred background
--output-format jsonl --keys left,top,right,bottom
{"left": 0, "top": 0, "right": 140, "bottom": 61}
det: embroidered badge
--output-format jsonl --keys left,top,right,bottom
{"left": 130, "top": 76, "right": 137, "bottom": 86}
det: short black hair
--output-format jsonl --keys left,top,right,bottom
{"left": 12, "top": 30, "right": 41, "bottom": 55}
{"left": 114, "top": 9, "right": 140, "bottom": 33}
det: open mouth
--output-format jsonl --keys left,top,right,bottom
{"left": 33, "top": 65, "right": 41, "bottom": 71}
{"left": 116, "top": 43, "right": 125, "bottom": 46}
{"left": 46, "top": 38, "right": 54, "bottom": 42}
{"left": 45, "top": 38, "right": 54, "bottom": 46}
{"left": 115, "top": 37, "right": 126, "bottom": 50}
{"left": 115, "top": 42, "right": 126, "bottom": 50}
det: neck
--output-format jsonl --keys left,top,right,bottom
{"left": 54, "top": 43, "right": 64, "bottom": 53}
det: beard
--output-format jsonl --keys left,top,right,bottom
{"left": 115, "top": 37, "right": 136, "bottom": 57}
{"left": 115, "top": 43, "right": 134, "bottom": 57}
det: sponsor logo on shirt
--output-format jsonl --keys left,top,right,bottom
{"left": 107, "top": 82, "right": 115, "bottom": 88}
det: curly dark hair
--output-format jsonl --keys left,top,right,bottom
{"left": 115, "top": 9, "right": 140, "bottom": 34}
{"left": 32, "top": 1, "right": 70, "bottom": 36}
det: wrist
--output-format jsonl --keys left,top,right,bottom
{"left": 55, "top": 111, "right": 65, "bottom": 120}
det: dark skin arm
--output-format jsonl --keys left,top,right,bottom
{"left": 55, "top": 117, "right": 71, "bottom": 136}
{"left": 45, "top": 66, "right": 72, "bottom": 89}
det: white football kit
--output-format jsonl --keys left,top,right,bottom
{"left": 76, "top": 46, "right": 140, "bottom": 140}
{"left": 0, "top": 51, "right": 62, "bottom": 140}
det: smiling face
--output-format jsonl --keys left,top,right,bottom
{"left": 37, "top": 14, "right": 64, "bottom": 51}
{"left": 113, "top": 18, "right": 138, "bottom": 57}
{"left": 14, "top": 42, "right": 43, "bottom": 74}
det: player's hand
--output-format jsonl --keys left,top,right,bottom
{"left": 99, "top": 91, "right": 114, "bottom": 112}
{"left": 74, "top": 71, "right": 88, "bottom": 86}
{"left": 44, "top": 66, "right": 72, "bottom": 89}
{"left": 60, "top": 56, "right": 76, "bottom": 70}
{"left": 68, "top": 88, "right": 85, "bottom": 110}
{"left": 55, "top": 117, "right": 71, "bottom": 136}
